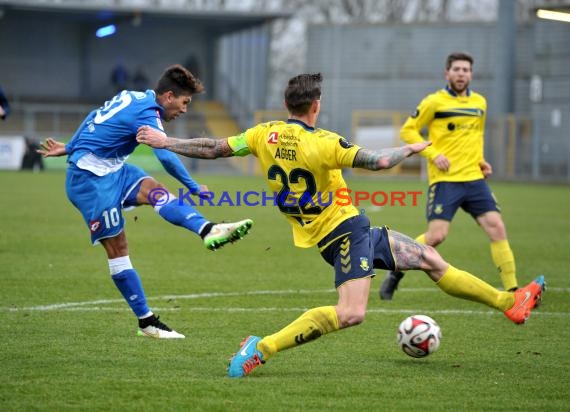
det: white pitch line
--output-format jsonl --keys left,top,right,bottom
{"left": 2, "top": 287, "right": 569, "bottom": 313}
{"left": 178, "top": 307, "right": 568, "bottom": 318}
{"left": 3, "top": 305, "right": 567, "bottom": 318}
{"left": 2, "top": 289, "right": 335, "bottom": 312}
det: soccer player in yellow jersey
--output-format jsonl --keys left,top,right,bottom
{"left": 380, "top": 52, "right": 520, "bottom": 300}
{"left": 136, "top": 73, "right": 544, "bottom": 378}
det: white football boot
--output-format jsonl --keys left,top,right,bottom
{"left": 138, "top": 315, "right": 185, "bottom": 339}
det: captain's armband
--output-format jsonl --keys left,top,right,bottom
{"left": 227, "top": 133, "right": 251, "bottom": 157}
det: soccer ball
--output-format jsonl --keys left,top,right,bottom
{"left": 397, "top": 315, "right": 441, "bottom": 358}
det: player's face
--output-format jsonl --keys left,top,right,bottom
{"left": 163, "top": 93, "right": 192, "bottom": 122}
{"left": 445, "top": 60, "right": 472, "bottom": 95}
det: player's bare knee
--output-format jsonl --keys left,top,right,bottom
{"left": 102, "top": 235, "right": 129, "bottom": 258}
{"left": 150, "top": 180, "right": 166, "bottom": 190}
{"left": 428, "top": 231, "right": 447, "bottom": 246}
{"left": 348, "top": 311, "right": 366, "bottom": 327}
{"left": 337, "top": 309, "right": 366, "bottom": 328}
{"left": 422, "top": 246, "right": 446, "bottom": 271}
{"left": 488, "top": 220, "right": 507, "bottom": 240}
{"left": 479, "top": 212, "right": 507, "bottom": 240}
{"left": 141, "top": 177, "right": 164, "bottom": 190}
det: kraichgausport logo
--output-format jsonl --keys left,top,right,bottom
{"left": 167, "top": 188, "right": 422, "bottom": 208}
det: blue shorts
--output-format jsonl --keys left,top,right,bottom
{"left": 66, "top": 163, "right": 149, "bottom": 245}
{"left": 426, "top": 180, "right": 500, "bottom": 221}
{"left": 318, "top": 214, "right": 395, "bottom": 288}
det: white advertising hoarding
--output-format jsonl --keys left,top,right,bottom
{"left": 0, "top": 136, "right": 26, "bottom": 170}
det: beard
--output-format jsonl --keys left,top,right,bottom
{"left": 449, "top": 79, "right": 469, "bottom": 95}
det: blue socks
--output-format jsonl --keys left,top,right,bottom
{"left": 109, "top": 256, "right": 150, "bottom": 318}
{"left": 112, "top": 269, "right": 150, "bottom": 318}
{"left": 155, "top": 197, "right": 208, "bottom": 235}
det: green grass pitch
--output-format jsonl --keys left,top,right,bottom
{"left": 1, "top": 170, "right": 569, "bottom": 411}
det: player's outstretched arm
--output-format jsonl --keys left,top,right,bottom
{"left": 353, "top": 141, "right": 431, "bottom": 171}
{"left": 136, "top": 125, "right": 233, "bottom": 159}
{"left": 37, "top": 138, "right": 67, "bottom": 157}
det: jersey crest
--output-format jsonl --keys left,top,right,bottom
{"left": 338, "top": 137, "right": 354, "bottom": 149}
{"left": 360, "top": 257, "right": 370, "bottom": 271}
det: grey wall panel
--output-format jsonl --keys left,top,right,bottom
{"left": 0, "top": 14, "right": 82, "bottom": 98}
{"left": 0, "top": 10, "right": 214, "bottom": 100}
{"left": 535, "top": 20, "right": 570, "bottom": 51}
{"left": 514, "top": 80, "right": 531, "bottom": 114}
{"left": 308, "top": 21, "right": 568, "bottom": 180}
{"left": 214, "top": 24, "right": 271, "bottom": 127}
{"left": 515, "top": 25, "right": 534, "bottom": 77}
{"left": 308, "top": 23, "right": 500, "bottom": 80}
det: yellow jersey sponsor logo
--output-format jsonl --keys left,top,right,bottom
{"left": 267, "top": 131, "right": 279, "bottom": 144}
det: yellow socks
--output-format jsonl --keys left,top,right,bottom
{"left": 258, "top": 306, "right": 340, "bottom": 360}
{"left": 490, "top": 240, "right": 518, "bottom": 291}
{"left": 419, "top": 234, "right": 517, "bottom": 291}
{"left": 436, "top": 265, "right": 514, "bottom": 311}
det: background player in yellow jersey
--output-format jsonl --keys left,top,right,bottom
{"left": 380, "top": 52, "right": 520, "bottom": 300}
{"left": 136, "top": 73, "right": 544, "bottom": 378}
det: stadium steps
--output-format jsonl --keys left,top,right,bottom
{"left": 188, "top": 100, "right": 254, "bottom": 175}
{"left": 170, "top": 100, "right": 243, "bottom": 175}
{"left": 192, "top": 101, "right": 241, "bottom": 138}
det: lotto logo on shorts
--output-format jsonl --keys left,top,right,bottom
{"left": 89, "top": 220, "right": 101, "bottom": 233}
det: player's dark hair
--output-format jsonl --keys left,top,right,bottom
{"left": 446, "top": 52, "right": 474, "bottom": 70}
{"left": 155, "top": 64, "right": 204, "bottom": 96}
{"left": 284, "top": 73, "right": 322, "bottom": 116}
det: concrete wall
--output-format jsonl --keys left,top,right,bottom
{"left": 530, "top": 19, "right": 570, "bottom": 179}
{"left": 306, "top": 21, "right": 570, "bottom": 181}
{"left": 306, "top": 22, "right": 535, "bottom": 138}
{"left": 0, "top": 10, "right": 215, "bottom": 100}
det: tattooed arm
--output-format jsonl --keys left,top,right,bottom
{"left": 136, "top": 125, "right": 233, "bottom": 159}
{"left": 163, "top": 137, "right": 233, "bottom": 159}
{"left": 352, "top": 141, "right": 431, "bottom": 171}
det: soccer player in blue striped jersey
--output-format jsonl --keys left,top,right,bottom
{"left": 39, "top": 65, "right": 252, "bottom": 339}
{"left": 380, "top": 52, "right": 519, "bottom": 300}
{"left": 137, "top": 73, "right": 544, "bottom": 378}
